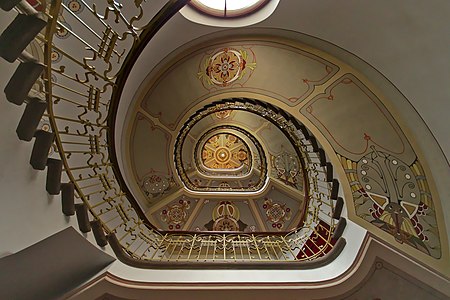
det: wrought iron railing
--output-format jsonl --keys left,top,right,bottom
{"left": 1, "top": 0, "right": 346, "bottom": 267}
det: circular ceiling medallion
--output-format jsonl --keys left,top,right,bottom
{"left": 141, "top": 174, "right": 173, "bottom": 199}
{"left": 206, "top": 48, "right": 245, "bottom": 86}
{"left": 176, "top": 123, "right": 266, "bottom": 193}
{"left": 201, "top": 133, "right": 250, "bottom": 170}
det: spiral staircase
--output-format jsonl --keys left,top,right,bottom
{"left": 0, "top": 1, "right": 448, "bottom": 299}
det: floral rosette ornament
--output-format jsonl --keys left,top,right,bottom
{"left": 141, "top": 173, "right": 175, "bottom": 201}
{"left": 198, "top": 47, "right": 256, "bottom": 88}
{"left": 160, "top": 199, "right": 191, "bottom": 230}
{"left": 263, "top": 198, "right": 292, "bottom": 230}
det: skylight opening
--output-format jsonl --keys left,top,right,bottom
{"left": 190, "top": 0, "right": 269, "bottom": 18}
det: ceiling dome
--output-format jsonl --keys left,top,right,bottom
{"left": 111, "top": 29, "right": 442, "bottom": 261}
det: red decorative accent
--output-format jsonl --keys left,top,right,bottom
{"left": 297, "top": 220, "right": 335, "bottom": 259}
{"left": 369, "top": 203, "right": 384, "bottom": 219}
{"left": 417, "top": 202, "right": 428, "bottom": 216}
{"left": 358, "top": 188, "right": 369, "bottom": 198}
{"left": 26, "top": 0, "right": 43, "bottom": 11}
{"left": 341, "top": 78, "right": 353, "bottom": 84}
{"left": 411, "top": 215, "right": 427, "bottom": 241}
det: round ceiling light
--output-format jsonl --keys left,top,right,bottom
{"left": 189, "top": 0, "right": 269, "bottom": 18}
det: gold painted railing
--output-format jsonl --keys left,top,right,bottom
{"left": 16, "top": 0, "right": 346, "bottom": 266}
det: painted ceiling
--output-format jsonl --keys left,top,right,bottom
{"left": 27, "top": 0, "right": 444, "bottom": 270}
{"left": 120, "top": 34, "right": 444, "bottom": 263}
{"left": 124, "top": 40, "right": 339, "bottom": 234}
{"left": 130, "top": 105, "right": 306, "bottom": 232}
{"left": 0, "top": 0, "right": 447, "bottom": 290}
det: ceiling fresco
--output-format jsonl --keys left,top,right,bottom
{"left": 132, "top": 103, "right": 307, "bottom": 233}
{"left": 139, "top": 41, "right": 339, "bottom": 131}
{"left": 147, "top": 182, "right": 304, "bottom": 233}
{"left": 200, "top": 132, "right": 250, "bottom": 170}
{"left": 2, "top": 0, "right": 444, "bottom": 276}
{"left": 300, "top": 74, "right": 441, "bottom": 259}
{"left": 177, "top": 122, "right": 267, "bottom": 193}
{"left": 122, "top": 36, "right": 443, "bottom": 259}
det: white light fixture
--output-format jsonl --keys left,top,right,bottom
{"left": 180, "top": 0, "right": 279, "bottom": 28}
{"left": 190, "top": 0, "right": 269, "bottom": 18}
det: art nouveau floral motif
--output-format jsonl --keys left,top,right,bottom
{"left": 160, "top": 199, "right": 191, "bottom": 230}
{"left": 271, "top": 151, "right": 304, "bottom": 191}
{"left": 339, "top": 148, "right": 441, "bottom": 258}
{"left": 263, "top": 198, "right": 292, "bottom": 230}
{"left": 201, "top": 133, "right": 250, "bottom": 170}
{"left": 141, "top": 173, "right": 176, "bottom": 200}
{"left": 204, "top": 201, "right": 248, "bottom": 232}
{"left": 198, "top": 47, "right": 256, "bottom": 87}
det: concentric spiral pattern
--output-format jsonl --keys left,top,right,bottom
{"left": 174, "top": 101, "right": 310, "bottom": 195}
